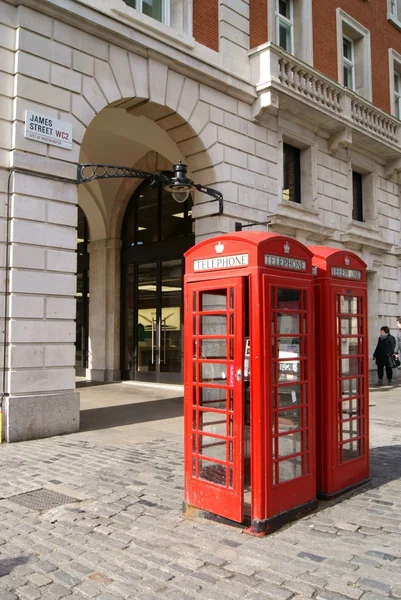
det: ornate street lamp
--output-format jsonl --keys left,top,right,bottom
{"left": 77, "top": 161, "right": 223, "bottom": 215}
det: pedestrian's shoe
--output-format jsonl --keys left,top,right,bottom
{"left": 376, "top": 379, "right": 383, "bottom": 386}
{"left": 388, "top": 380, "right": 392, "bottom": 385}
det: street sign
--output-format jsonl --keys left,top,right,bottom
{"left": 24, "top": 111, "right": 72, "bottom": 150}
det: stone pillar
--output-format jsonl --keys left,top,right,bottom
{"left": 87, "top": 238, "right": 121, "bottom": 382}
{"left": 3, "top": 172, "right": 79, "bottom": 442}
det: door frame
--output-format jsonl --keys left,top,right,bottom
{"left": 184, "top": 276, "right": 245, "bottom": 523}
{"left": 121, "top": 236, "right": 194, "bottom": 384}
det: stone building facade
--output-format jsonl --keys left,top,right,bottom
{"left": 1, "top": 0, "right": 401, "bottom": 441}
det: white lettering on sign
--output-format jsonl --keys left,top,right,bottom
{"left": 193, "top": 254, "right": 249, "bottom": 271}
{"left": 24, "top": 111, "right": 72, "bottom": 150}
{"left": 265, "top": 254, "right": 306, "bottom": 271}
{"left": 331, "top": 267, "right": 362, "bottom": 280}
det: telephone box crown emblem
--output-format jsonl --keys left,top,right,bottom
{"left": 344, "top": 255, "right": 350, "bottom": 266}
{"left": 284, "top": 241, "right": 290, "bottom": 254}
{"left": 215, "top": 241, "right": 224, "bottom": 254}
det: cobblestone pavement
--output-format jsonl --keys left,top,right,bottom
{"left": 0, "top": 383, "right": 401, "bottom": 600}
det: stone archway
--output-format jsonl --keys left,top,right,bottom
{"left": 77, "top": 55, "right": 219, "bottom": 381}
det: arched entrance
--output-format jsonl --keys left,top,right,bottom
{"left": 121, "top": 179, "right": 194, "bottom": 383}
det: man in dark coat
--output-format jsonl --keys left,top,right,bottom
{"left": 373, "top": 326, "right": 396, "bottom": 385}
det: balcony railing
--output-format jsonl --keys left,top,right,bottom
{"left": 250, "top": 43, "right": 400, "bottom": 148}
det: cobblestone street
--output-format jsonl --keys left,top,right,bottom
{"left": 0, "top": 382, "right": 400, "bottom": 600}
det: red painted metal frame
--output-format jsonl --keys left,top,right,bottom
{"left": 310, "top": 246, "right": 369, "bottom": 498}
{"left": 184, "top": 232, "right": 316, "bottom": 529}
{"left": 263, "top": 276, "right": 316, "bottom": 518}
{"left": 184, "top": 277, "right": 245, "bottom": 523}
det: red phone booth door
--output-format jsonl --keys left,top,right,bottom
{"left": 185, "top": 277, "right": 245, "bottom": 523}
{"left": 335, "top": 290, "right": 367, "bottom": 471}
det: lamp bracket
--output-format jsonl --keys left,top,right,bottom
{"left": 76, "top": 163, "right": 224, "bottom": 216}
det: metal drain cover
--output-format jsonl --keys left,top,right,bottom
{"left": 9, "top": 488, "right": 77, "bottom": 511}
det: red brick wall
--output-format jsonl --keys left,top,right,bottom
{"left": 193, "top": 0, "right": 219, "bottom": 52}
{"left": 250, "top": 0, "right": 268, "bottom": 49}
{"left": 313, "top": 0, "right": 401, "bottom": 113}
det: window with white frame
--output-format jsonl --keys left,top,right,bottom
{"left": 123, "top": 0, "right": 169, "bottom": 25}
{"left": 389, "top": 49, "right": 401, "bottom": 120}
{"left": 389, "top": 0, "right": 401, "bottom": 24}
{"left": 276, "top": 0, "right": 294, "bottom": 54}
{"left": 336, "top": 10, "right": 372, "bottom": 101}
{"left": 269, "top": 0, "right": 313, "bottom": 63}
{"left": 395, "top": 71, "right": 401, "bottom": 119}
{"left": 343, "top": 36, "right": 355, "bottom": 90}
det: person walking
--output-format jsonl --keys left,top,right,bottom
{"left": 373, "top": 326, "right": 396, "bottom": 386}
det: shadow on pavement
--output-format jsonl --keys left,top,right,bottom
{"left": 79, "top": 396, "right": 183, "bottom": 431}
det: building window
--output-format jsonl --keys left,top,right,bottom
{"left": 343, "top": 36, "right": 354, "bottom": 90}
{"left": 269, "top": 0, "right": 313, "bottom": 63}
{"left": 395, "top": 72, "right": 401, "bottom": 119}
{"left": 276, "top": 0, "right": 294, "bottom": 54}
{"left": 352, "top": 171, "right": 363, "bottom": 222}
{"left": 283, "top": 143, "right": 301, "bottom": 204}
{"left": 336, "top": 10, "right": 372, "bottom": 100}
{"left": 122, "top": 0, "right": 169, "bottom": 24}
{"left": 389, "top": 50, "right": 401, "bottom": 119}
{"left": 389, "top": 0, "right": 401, "bottom": 22}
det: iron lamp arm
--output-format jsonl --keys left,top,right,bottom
{"left": 194, "top": 184, "right": 223, "bottom": 216}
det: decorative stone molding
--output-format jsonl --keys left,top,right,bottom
{"left": 340, "top": 222, "right": 393, "bottom": 252}
{"left": 329, "top": 129, "right": 352, "bottom": 154}
{"left": 252, "top": 91, "right": 280, "bottom": 121}
{"left": 385, "top": 157, "right": 401, "bottom": 180}
{"left": 268, "top": 202, "right": 335, "bottom": 241}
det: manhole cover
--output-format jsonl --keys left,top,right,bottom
{"left": 8, "top": 488, "right": 77, "bottom": 511}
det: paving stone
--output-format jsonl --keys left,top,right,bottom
{"left": 16, "top": 585, "right": 42, "bottom": 600}
{"left": 358, "top": 577, "right": 392, "bottom": 594}
{"left": 325, "top": 581, "right": 363, "bottom": 599}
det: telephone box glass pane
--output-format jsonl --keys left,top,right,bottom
{"left": 200, "top": 362, "right": 227, "bottom": 382}
{"left": 341, "top": 358, "right": 360, "bottom": 376}
{"left": 278, "top": 338, "right": 301, "bottom": 357}
{"left": 340, "top": 317, "right": 359, "bottom": 335}
{"left": 200, "top": 315, "right": 227, "bottom": 335}
{"left": 278, "top": 314, "right": 300, "bottom": 334}
{"left": 279, "top": 432, "right": 302, "bottom": 457}
{"left": 341, "top": 378, "right": 359, "bottom": 397}
{"left": 279, "top": 458, "right": 302, "bottom": 481}
{"left": 199, "top": 436, "right": 226, "bottom": 460}
{"left": 201, "top": 291, "right": 227, "bottom": 311}
{"left": 340, "top": 337, "right": 360, "bottom": 356}
{"left": 198, "top": 387, "right": 226, "bottom": 408}
{"left": 278, "top": 360, "right": 300, "bottom": 382}
{"left": 278, "top": 408, "right": 301, "bottom": 431}
{"left": 278, "top": 288, "right": 301, "bottom": 309}
{"left": 200, "top": 339, "right": 227, "bottom": 359}
{"left": 342, "top": 440, "right": 360, "bottom": 461}
{"left": 199, "top": 461, "right": 226, "bottom": 485}
{"left": 277, "top": 384, "right": 302, "bottom": 408}
{"left": 200, "top": 412, "right": 227, "bottom": 436}
{"left": 340, "top": 296, "right": 358, "bottom": 314}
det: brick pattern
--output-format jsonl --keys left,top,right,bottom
{"left": 250, "top": 0, "right": 268, "bottom": 49}
{"left": 313, "top": 0, "right": 401, "bottom": 114}
{"left": 193, "top": 0, "right": 219, "bottom": 51}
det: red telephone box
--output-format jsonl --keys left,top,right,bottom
{"left": 183, "top": 232, "right": 317, "bottom": 534}
{"left": 309, "top": 246, "right": 369, "bottom": 498}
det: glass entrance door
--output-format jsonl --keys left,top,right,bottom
{"left": 131, "top": 259, "right": 183, "bottom": 384}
